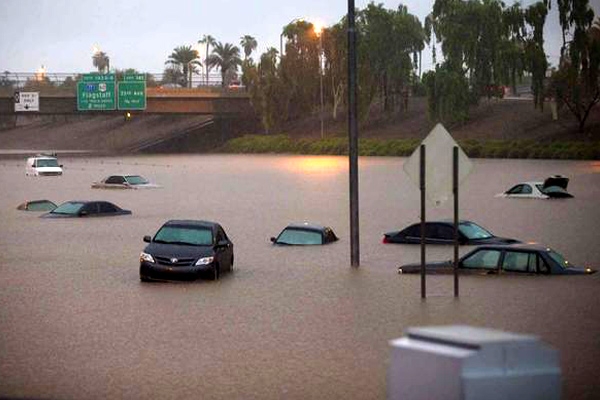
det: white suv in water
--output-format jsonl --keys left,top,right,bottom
{"left": 25, "top": 154, "right": 63, "bottom": 176}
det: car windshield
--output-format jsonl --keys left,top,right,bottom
{"left": 125, "top": 175, "right": 149, "bottom": 185}
{"left": 37, "top": 159, "right": 59, "bottom": 167}
{"left": 27, "top": 200, "right": 57, "bottom": 211}
{"left": 458, "top": 222, "right": 493, "bottom": 239}
{"left": 547, "top": 250, "right": 572, "bottom": 269}
{"left": 276, "top": 228, "right": 322, "bottom": 245}
{"left": 51, "top": 202, "right": 84, "bottom": 215}
{"left": 153, "top": 226, "right": 213, "bottom": 246}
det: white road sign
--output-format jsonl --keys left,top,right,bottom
{"left": 14, "top": 92, "right": 40, "bottom": 112}
{"left": 403, "top": 123, "right": 473, "bottom": 206}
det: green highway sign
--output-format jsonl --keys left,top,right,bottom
{"left": 77, "top": 79, "right": 116, "bottom": 111}
{"left": 118, "top": 81, "right": 146, "bottom": 110}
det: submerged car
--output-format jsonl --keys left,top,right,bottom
{"left": 91, "top": 174, "right": 161, "bottom": 189}
{"left": 26, "top": 154, "right": 63, "bottom": 176}
{"left": 271, "top": 223, "right": 339, "bottom": 245}
{"left": 383, "top": 220, "right": 520, "bottom": 245}
{"left": 397, "top": 244, "right": 596, "bottom": 275}
{"left": 496, "top": 175, "right": 573, "bottom": 199}
{"left": 140, "top": 220, "right": 234, "bottom": 281}
{"left": 17, "top": 199, "right": 57, "bottom": 212}
{"left": 41, "top": 201, "right": 132, "bottom": 218}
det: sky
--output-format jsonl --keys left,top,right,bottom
{"left": 0, "top": 0, "right": 598, "bottom": 75}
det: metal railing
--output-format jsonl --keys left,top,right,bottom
{"left": 0, "top": 71, "right": 226, "bottom": 95}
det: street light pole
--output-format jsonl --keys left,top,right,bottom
{"left": 348, "top": 0, "right": 360, "bottom": 267}
{"left": 317, "top": 28, "right": 324, "bottom": 139}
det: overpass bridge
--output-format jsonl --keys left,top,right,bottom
{"left": 0, "top": 89, "right": 258, "bottom": 153}
{"left": 0, "top": 88, "right": 254, "bottom": 116}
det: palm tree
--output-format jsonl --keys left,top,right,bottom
{"left": 207, "top": 42, "right": 242, "bottom": 87}
{"left": 240, "top": 35, "right": 258, "bottom": 60}
{"left": 198, "top": 34, "right": 216, "bottom": 85}
{"left": 92, "top": 51, "right": 110, "bottom": 73}
{"left": 165, "top": 45, "right": 201, "bottom": 88}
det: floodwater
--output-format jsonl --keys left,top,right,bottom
{"left": 0, "top": 154, "right": 599, "bottom": 400}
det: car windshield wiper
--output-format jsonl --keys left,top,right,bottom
{"left": 169, "top": 241, "right": 201, "bottom": 246}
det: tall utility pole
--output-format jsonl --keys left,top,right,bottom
{"left": 319, "top": 32, "right": 324, "bottom": 139}
{"left": 348, "top": 0, "right": 360, "bottom": 267}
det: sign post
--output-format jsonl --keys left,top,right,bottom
{"left": 403, "top": 124, "right": 472, "bottom": 298}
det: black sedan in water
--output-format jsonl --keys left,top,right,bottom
{"left": 41, "top": 200, "right": 131, "bottom": 218}
{"left": 383, "top": 220, "right": 520, "bottom": 245}
{"left": 397, "top": 244, "right": 596, "bottom": 275}
{"left": 271, "top": 223, "right": 339, "bottom": 245}
{"left": 140, "top": 220, "right": 234, "bottom": 281}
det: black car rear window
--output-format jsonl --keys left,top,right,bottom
{"left": 277, "top": 228, "right": 323, "bottom": 245}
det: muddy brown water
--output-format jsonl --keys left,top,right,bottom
{"left": 0, "top": 154, "right": 599, "bottom": 399}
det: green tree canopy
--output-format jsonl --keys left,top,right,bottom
{"left": 240, "top": 35, "right": 258, "bottom": 60}
{"left": 207, "top": 42, "right": 242, "bottom": 87}
{"left": 165, "top": 45, "right": 201, "bottom": 88}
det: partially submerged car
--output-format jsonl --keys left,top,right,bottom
{"left": 271, "top": 223, "right": 339, "bottom": 245}
{"left": 17, "top": 199, "right": 57, "bottom": 212}
{"left": 26, "top": 154, "right": 63, "bottom": 176}
{"left": 140, "top": 220, "right": 234, "bottom": 281}
{"left": 41, "top": 201, "right": 132, "bottom": 218}
{"left": 496, "top": 175, "right": 573, "bottom": 199}
{"left": 397, "top": 244, "right": 596, "bottom": 275}
{"left": 383, "top": 220, "right": 520, "bottom": 245}
{"left": 91, "top": 174, "right": 161, "bottom": 189}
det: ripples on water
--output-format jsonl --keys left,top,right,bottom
{"left": 0, "top": 155, "right": 599, "bottom": 399}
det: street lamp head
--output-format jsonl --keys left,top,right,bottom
{"left": 313, "top": 22, "right": 324, "bottom": 37}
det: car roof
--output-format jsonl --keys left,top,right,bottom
{"left": 163, "top": 220, "right": 219, "bottom": 229}
{"left": 285, "top": 222, "right": 329, "bottom": 231}
{"left": 515, "top": 181, "right": 543, "bottom": 186}
{"left": 408, "top": 219, "right": 477, "bottom": 226}
{"left": 467, "top": 243, "right": 551, "bottom": 252}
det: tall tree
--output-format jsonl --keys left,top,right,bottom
{"left": 549, "top": 2, "right": 599, "bottom": 133}
{"left": 92, "top": 51, "right": 110, "bottom": 73}
{"left": 199, "top": 35, "right": 217, "bottom": 85}
{"left": 165, "top": 45, "right": 201, "bottom": 88}
{"left": 207, "top": 42, "right": 242, "bottom": 87}
{"left": 240, "top": 35, "right": 258, "bottom": 60}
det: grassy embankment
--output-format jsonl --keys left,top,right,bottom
{"left": 220, "top": 134, "right": 600, "bottom": 160}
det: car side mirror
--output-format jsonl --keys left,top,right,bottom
{"left": 270, "top": 237, "right": 276, "bottom": 243}
{"left": 215, "top": 240, "right": 229, "bottom": 248}
{"left": 59, "top": 165, "right": 63, "bottom": 168}
{"left": 143, "top": 235, "right": 151, "bottom": 243}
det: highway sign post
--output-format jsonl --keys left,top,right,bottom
{"left": 403, "top": 124, "right": 473, "bottom": 298}
{"left": 118, "top": 74, "right": 146, "bottom": 110}
{"left": 77, "top": 74, "right": 116, "bottom": 111}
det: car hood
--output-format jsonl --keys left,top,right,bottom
{"left": 542, "top": 186, "right": 573, "bottom": 198}
{"left": 398, "top": 261, "right": 453, "bottom": 274}
{"left": 557, "top": 266, "right": 597, "bottom": 275}
{"left": 40, "top": 212, "right": 76, "bottom": 218}
{"left": 131, "top": 183, "right": 161, "bottom": 189}
{"left": 543, "top": 175, "right": 569, "bottom": 190}
{"left": 144, "top": 242, "right": 214, "bottom": 258}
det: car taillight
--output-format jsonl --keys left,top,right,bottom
{"left": 382, "top": 236, "right": 389, "bottom": 244}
